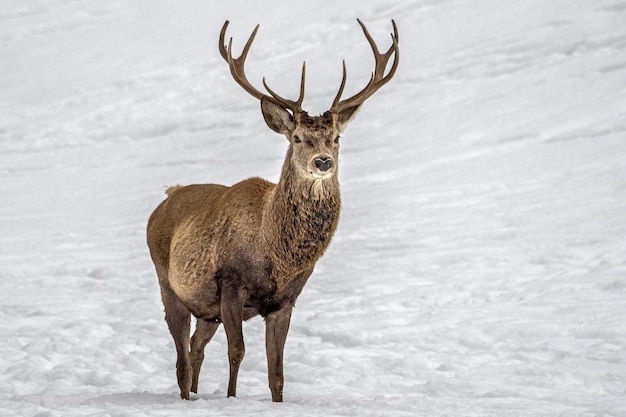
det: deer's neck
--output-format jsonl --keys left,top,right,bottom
{"left": 263, "top": 149, "right": 341, "bottom": 274}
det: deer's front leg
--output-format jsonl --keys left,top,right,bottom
{"left": 220, "top": 283, "right": 246, "bottom": 398}
{"left": 265, "top": 305, "right": 293, "bottom": 402}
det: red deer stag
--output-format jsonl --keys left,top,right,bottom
{"left": 147, "top": 19, "right": 399, "bottom": 402}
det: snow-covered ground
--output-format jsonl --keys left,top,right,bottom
{"left": 1, "top": 1, "right": 625, "bottom": 416}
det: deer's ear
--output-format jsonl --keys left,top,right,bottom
{"left": 261, "top": 97, "right": 295, "bottom": 136}
{"left": 336, "top": 104, "right": 362, "bottom": 133}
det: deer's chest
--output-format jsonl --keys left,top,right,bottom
{"left": 217, "top": 253, "right": 313, "bottom": 319}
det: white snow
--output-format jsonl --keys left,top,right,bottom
{"left": 1, "top": 0, "right": 626, "bottom": 416}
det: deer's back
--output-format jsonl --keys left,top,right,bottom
{"left": 148, "top": 183, "right": 226, "bottom": 267}
{"left": 147, "top": 178, "right": 275, "bottom": 261}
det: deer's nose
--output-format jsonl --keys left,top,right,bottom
{"left": 314, "top": 157, "right": 333, "bottom": 172}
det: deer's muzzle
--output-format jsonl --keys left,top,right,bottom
{"left": 314, "top": 157, "right": 333, "bottom": 172}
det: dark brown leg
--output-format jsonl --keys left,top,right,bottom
{"left": 160, "top": 284, "right": 192, "bottom": 400}
{"left": 220, "top": 284, "right": 246, "bottom": 398}
{"left": 265, "top": 305, "right": 293, "bottom": 402}
{"left": 190, "top": 318, "right": 220, "bottom": 393}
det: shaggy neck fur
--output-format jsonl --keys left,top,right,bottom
{"left": 262, "top": 146, "right": 341, "bottom": 275}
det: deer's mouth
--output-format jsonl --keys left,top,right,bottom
{"left": 310, "top": 170, "right": 334, "bottom": 179}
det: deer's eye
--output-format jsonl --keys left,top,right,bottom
{"left": 294, "top": 135, "right": 302, "bottom": 143}
{"left": 334, "top": 135, "right": 340, "bottom": 144}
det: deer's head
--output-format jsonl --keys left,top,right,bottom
{"left": 219, "top": 20, "right": 399, "bottom": 181}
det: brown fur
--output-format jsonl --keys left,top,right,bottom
{"left": 147, "top": 19, "right": 398, "bottom": 402}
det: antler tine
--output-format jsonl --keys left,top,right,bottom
{"left": 263, "top": 61, "right": 306, "bottom": 113}
{"left": 219, "top": 21, "right": 306, "bottom": 113}
{"left": 331, "top": 60, "right": 348, "bottom": 110}
{"left": 331, "top": 19, "right": 400, "bottom": 113}
{"left": 219, "top": 21, "right": 267, "bottom": 101}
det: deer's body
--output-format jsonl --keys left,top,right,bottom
{"left": 147, "top": 19, "right": 398, "bottom": 402}
{"left": 149, "top": 152, "right": 340, "bottom": 323}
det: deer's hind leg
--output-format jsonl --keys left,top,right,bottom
{"left": 159, "top": 278, "right": 193, "bottom": 400}
{"left": 190, "top": 318, "right": 220, "bottom": 393}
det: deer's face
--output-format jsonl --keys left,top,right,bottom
{"left": 261, "top": 99, "right": 354, "bottom": 181}
{"left": 289, "top": 112, "right": 340, "bottom": 180}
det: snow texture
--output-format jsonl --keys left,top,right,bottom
{"left": 1, "top": 0, "right": 626, "bottom": 416}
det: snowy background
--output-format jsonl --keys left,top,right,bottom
{"left": 1, "top": 1, "right": 625, "bottom": 416}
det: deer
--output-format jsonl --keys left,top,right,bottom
{"left": 146, "top": 19, "right": 399, "bottom": 402}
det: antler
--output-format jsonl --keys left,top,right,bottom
{"left": 331, "top": 19, "right": 399, "bottom": 113}
{"left": 219, "top": 21, "right": 305, "bottom": 114}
